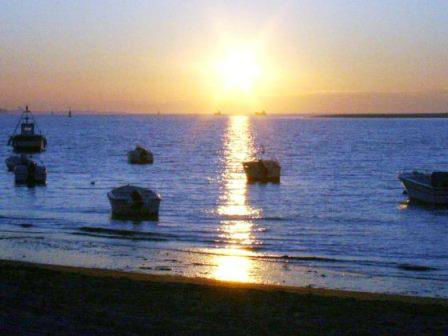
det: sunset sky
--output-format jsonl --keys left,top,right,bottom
{"left": 1, "top": 0, "right": 447, "bottom": 114}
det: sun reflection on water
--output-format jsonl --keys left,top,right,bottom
{"left": 217, "top": 115, "right": 258, "bottom": 219}
{"left": 213, "top": 115, "right": 260, "bottom": 282}
{"left": 213, "top": 250, "right": 253, "bottom": 283}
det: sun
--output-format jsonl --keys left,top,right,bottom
{"left": 217, "top": 49, "right": 261, "bottom": 93}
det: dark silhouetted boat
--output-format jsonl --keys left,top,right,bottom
{"left": 5, "top": 154, "right": 31, "bottom": 172}
{"left": 14, "top": 159, "right": 47, "bottom": 185}
{"left": 8, "top": 106, "right": 47, "bottom": 153}
{"left": 255, "top": 110, "right": 267, "bottom": 116}
{"left": 128, "top": 145, "right": 154, "bottom": 164}
{"left": 399, "top": 171, "right": 448, "bottom": 205}
{"left": 108, "top": 185, "right": 161, "bottom": 219}
{"left": 243, "top": 145, "right": 281, "bottom": 183}
{"left": 243, "top": 159, "right": 281, "bottom": 183}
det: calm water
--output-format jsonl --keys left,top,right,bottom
{"left": 1, "top": 114, "right": 448, "bottom": 297}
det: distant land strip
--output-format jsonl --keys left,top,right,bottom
{"left": 316, "top": 113, "right": 448, "bottom": 118}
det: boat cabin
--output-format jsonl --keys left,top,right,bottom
{"left": 8, "top": 105, "right": 47, "bottom": 153}
{"left": 21, "top": 121, "right": 35, "bottom": 136}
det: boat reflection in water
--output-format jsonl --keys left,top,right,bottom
{"left": 213, "top": 115, "right": 261, "bottom": 283}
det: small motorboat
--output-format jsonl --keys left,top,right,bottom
{"left": 128, "top": 145, "right": 154, "bottom": 164}
{"left": 14, "top": 160, "right": 47, "bottom": 185}
{"left": 8, "top": 105, "right": 47, "bottom": 153}
{"left": 108, "top": 185, "right": 161, "bottom": 219}
{"left": 399, "top": 171, "right": 448, "bottom": 205}
{"left": 243, "top": 159, "right": 281, "bottom": 183}
{"left": 5, "top": 154, "right": 31, "bottom": 172}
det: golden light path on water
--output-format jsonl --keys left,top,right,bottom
{"left": 213, "top": 115, "right": 261, "bottom": 283}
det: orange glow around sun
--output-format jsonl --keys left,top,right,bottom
{"left": 217, "top": 49, "right": 261, "bottom": 93}
{"left": 209, "top": 45, "right": 267, "bottom": 112}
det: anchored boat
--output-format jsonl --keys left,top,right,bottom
{"left": 243, "top": 145, "right": 281, "bottom": 183}
{"left": 243, "top": 160, "right": 281, "bottom": 183}
{"left": 108, "top": 185, "right": 161, "bottom": 219}
{"left": 128, "top": 145, "right": 154, "bottom": 164}
{"left": 8, "top": 106, "right": 47, "bottom": 153}
{"left": 399, "top": 171, "right": 448, "bottom": 205}
{"left": 14, "top": 159, "right": 47, "bottom": 185}
{"left": 5, "top": 154, "right": 31, "bottom": 172}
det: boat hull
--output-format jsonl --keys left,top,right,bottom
{"left": 108, "top": 196, "right": 161, "bottom": 218}
{"left": 5, "top": 160, "right": 15, "bottom": 172}
{"left": 14, "top": 164, "right": 47, "bottom": 185}
{"left": 127, "top": 149, "right": 154, "bottom": 164}
{"left": 399, "top": 174, "right": 448, "bottom": 205}
{"left": 10, "top": 135, "right": 46, "bottom": 153}
{"left": 5, "top": 157, "right": 20, "bottom": 171}
{"left": 107, "top": 186, "right": 161, "bottom": 219}
{"left": 5, "top": 155, "right": 30, "bottom": 172}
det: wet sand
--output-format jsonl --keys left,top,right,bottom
{"left": 0, "top": 259, "right": 447, "bottom": 335}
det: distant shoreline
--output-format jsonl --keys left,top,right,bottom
{"left": 315, "top": 113, "right": 448, "bottom": 118}
{"left": 2, "top": 111, "right": 448, "bottom": 118}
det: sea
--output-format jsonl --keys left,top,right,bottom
{"left": 1, "top": 113, "right": 448, "bottom": 298}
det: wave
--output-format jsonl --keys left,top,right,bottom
{"left": 0, "top": 235, "right": 43, "bottom": 240}
{"left": 74, "top": 232, "right": 169, "bottom": 242}
{"left": 397, "top": 264, "right": 437, "bottom": 272}
{"left": 272, "top": 255, "right": 340, "bottom": 263}
{"left": 218, "top": 214, "right": 289, "bottom": 221}
{"left": 75, "top": 226, "right": 217, "bottom": 245}
{"left": 180, "top": 249, "right": 442, "bottom": 275}
{"left": 74, "top": 227, "right": 442, "bottom": 276}
{"left": 0, "top": 215, "right": 43, "bottom": 221}
{"left": 271, "top": 255, "right": 440, "bottom": 274}
{"left": 78, "top": 226, "right": 176, "bottom": 239}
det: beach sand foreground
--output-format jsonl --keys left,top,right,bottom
{"left": 0, "top": 259, "right": 447, "bottom": 335}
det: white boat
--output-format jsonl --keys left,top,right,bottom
{"left": 243, "top": 159, "right": 281, "bottom": 183}
{"left": 398, "top": 171, "right": 448, "bottom": 205}
{"left": 8, "top": 106, "right": 47, "bottom": 153}
{"left": 14, "top": 160, "right": 47, "bottom": 185}
{"left": 128, "top": 145, "right": 154, "bottom": 164}
{"left": 5, "top": 154, "right": 31, "bottom": 171}
{"left": 107, "top": 185, "right": 161, "bottom": 218}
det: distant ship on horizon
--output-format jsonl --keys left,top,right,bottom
{"left": 214, "top": 110, "right": 222, "bottom": 116}
{"left": 255, "top": 110, "right": 267, "bottom": 116}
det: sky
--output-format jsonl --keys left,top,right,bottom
{"left": 0, "top": 0, "right": 447, "bottom": 114}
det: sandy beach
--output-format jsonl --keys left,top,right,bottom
{"left": 0, "top": 259, "right": 447, "bottom": 335}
